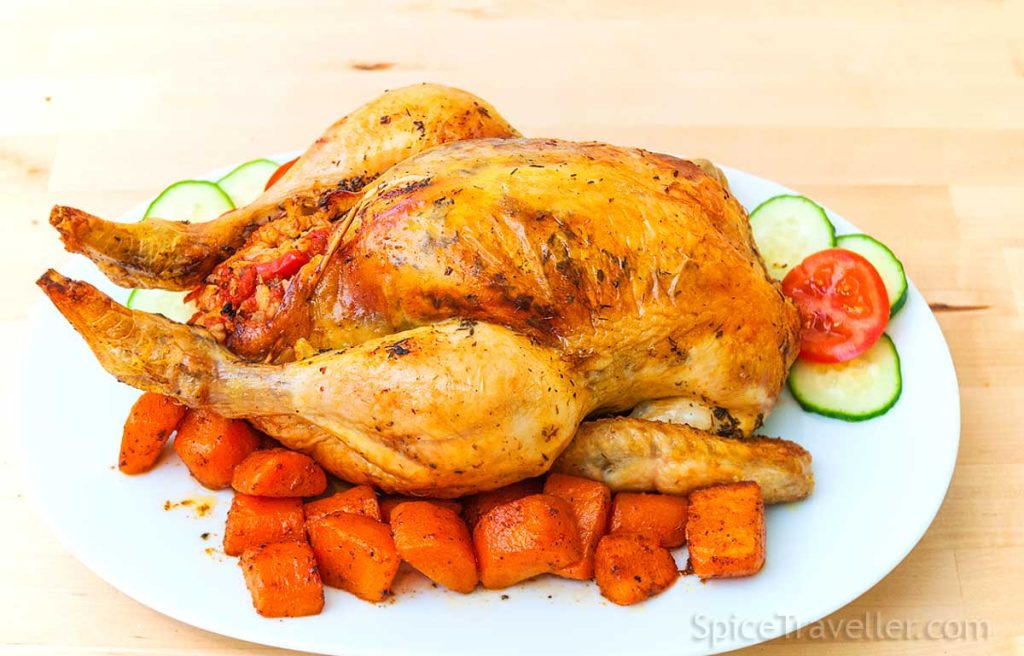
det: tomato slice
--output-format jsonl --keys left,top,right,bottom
{"left": 782, "top": 248, "right": 889, "bottom": 363}
{"left": 265, "top": 158, "right": 298, "bottom": 190}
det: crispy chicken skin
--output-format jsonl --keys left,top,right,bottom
{"left": 208, "top": 138, "right": 799, "bottom": 434}
{"left": 40, "top": 87, "right": 811, "bottom": 499}
{"left": 554, "top": 418, "right": 813, "bottom": 503}
{"left": 49, "top": 84, "right": 519, "bottom": 290}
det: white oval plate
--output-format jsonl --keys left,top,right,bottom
{"left": 18, "top": 156, "right": 959, "bottom": 656}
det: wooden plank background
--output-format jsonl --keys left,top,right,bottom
{"left": 2, "top": 1, "right": 1022, "bottom": 654}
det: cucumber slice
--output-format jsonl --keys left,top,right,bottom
{"left": 125, "top": 289, "right": 197, "bottom": 323}
{"left": 749, "top": 195, "right": 836, "bottom": 280}
{"left": 144, "top": 180, "right": 234, "bottom": 221}
{"left": 217, "top": 159, "right": 278, "bottom": 207}
{"left": 836, "top": 234, "right": 908, "bottom": 316}
{"left": 788, "top": 334, "right": 902, "bottom": 421}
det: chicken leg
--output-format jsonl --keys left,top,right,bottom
{"left": 50, "top": 83, "right": 520, "bottom": 290}
{"left": 38, "top": 270, "right": 584, "bottom": 496}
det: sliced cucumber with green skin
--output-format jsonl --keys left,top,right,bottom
{"left": 130, "top": 180, "right": 231, "bottom": 322}
{"left": 144, "top": 180, "right": 234, "bottom": 221}
{"left": 789, "top": 334, "right": 902, "bottom": 421}
{"left": 125, "top": 289, "right": 197, "bottom": 323}
{"left": 836, "top": 234, "right": 908, "bottom": 317}
{"left": 749, "top": 195, "right": 836, "bottom": 280}
{"left": 217, "top": 159, "right": 278, "bottom": 208}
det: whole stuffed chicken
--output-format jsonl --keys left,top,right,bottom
{"left": 41, "top": 84, "right": 812, "bottom": 500}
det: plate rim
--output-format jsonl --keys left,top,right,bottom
{"left": 17, "top": 153, "right": 962, "bottom": 656}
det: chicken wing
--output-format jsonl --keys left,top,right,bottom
{"left": 553, "top": 418, "right": 813, "bottom": 503}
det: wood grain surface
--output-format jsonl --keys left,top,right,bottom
{"left": 2, "top": 1, "right": 1022, "bottom": 654}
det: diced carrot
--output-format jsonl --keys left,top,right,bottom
{"left": 391, "top": 501, "right": 478, "bottom": 593}
{"left": 231, "top": 448, "right": 327, "bottom": 497}
{"left": 686, "top": 482, "right": 766, "bottom": 579}
{"left": 119, "top": 392, "right": 187, "bottom": 474}
{"left": 462, "top": 478, "right": 544, "bottom": 529}
{"left": 543, "top": 473, "right": 611, "bottom": 580}
{"left": 306, "top": 512, "right": 400, "bottom": 602}
{"left": 173, "top": 409, "right": 261, "bottom": 489}
{"left": 380, "top": 496, "right": 461, "bottom": 523}
{"left": 594, "top": 532, "right": 679, "bottom": 606}
{"left": 609, "top": 492, "right": 689, "bottom": 548}
{"left": 305, "top": 485, "right": 381, "bottom": 523}
{"left": 240, "top": 541, "right": 324, "bottom": 617}
{"left": 473, "top": 493, "right": 581, "bottom": 589}
{"left": 224, "top": 494, "right": 306, "bottom": 557}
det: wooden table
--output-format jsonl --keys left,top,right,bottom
{"left": 3, "top": 1, "right": 1022, "bottom": 654}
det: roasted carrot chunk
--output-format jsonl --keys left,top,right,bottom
{"left": 391, "top": 501, "right": 478, "bottom": 593}
{"left": 462, "top": 478, "right": 544, "bottom": 529}
{"left": 543, "top": 473, "right": 612, "bottom": 580}
{"left": 173, "top": 409, "right": 261, "bottom": 489}
{"left": 594, "top": 532, "right": 679, "bottom": 605}
{"left": 240, "top": 541, "right": 324, "bottom": 617}
{"left": 306, "top": 512, "right": 400, "bottom": 602}
{"left": 473, "top": 493, "right": 581, "bottom": 589}
{"left": 686, "top": 481, "right": 765, "bottom": 579}
{"left": 231, "top": 448, "right": 327, "bottom": 497}
{"left": 224, "top": 494, "right": 306, "bottom": 556}
{"left": 380, "top": 496, "right": 461, "bottom": 523}
{"left": 118, "top": 392, "right": 187, "bottom": 474}
{"left": 609, "top": 492, "right": 689, "bottom": 548}
{"left": 305, "top": 485, "right": 381, "bottom": 523}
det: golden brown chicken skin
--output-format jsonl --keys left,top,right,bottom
{"left": 193, "top": 138, "right": 799, "bottom": 432}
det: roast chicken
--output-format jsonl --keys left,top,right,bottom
{"left": 41, "top": 84, "right": 813, "bottom": 501}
